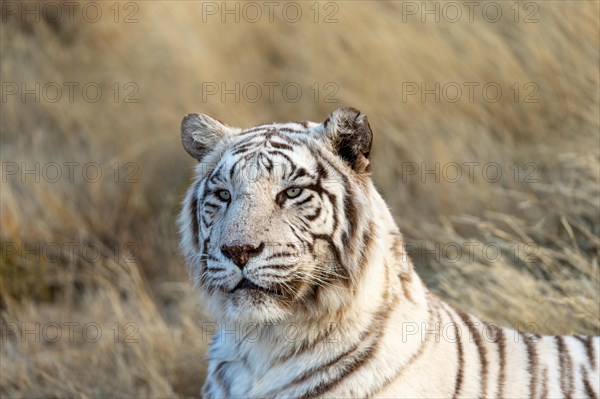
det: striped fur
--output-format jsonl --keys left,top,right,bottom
{"left": 177, "top": 108, "right": 600, "bottom": 398}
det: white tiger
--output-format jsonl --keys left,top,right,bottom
{"left": 178, "top": 107, "right": 600, "bottom": 398}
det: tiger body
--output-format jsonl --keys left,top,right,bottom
{"left": 178, "top": 108, "right": 599, "bottom": 398}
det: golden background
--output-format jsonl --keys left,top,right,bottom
{"left": 1, "top": 1, "right": 598, "bottom": 396}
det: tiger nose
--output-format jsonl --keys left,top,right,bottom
{"left": 220, "top": 242, "right": 265, "bottom": 269}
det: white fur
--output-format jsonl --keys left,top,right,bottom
{"left": 178, "top": 110, "right": 600, "bottom": 398}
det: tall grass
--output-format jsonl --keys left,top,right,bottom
{"left": 1, "top": 1, "right": 598, "bottom": 397}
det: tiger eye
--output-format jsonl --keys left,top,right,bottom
{"left": 217, "top": 190, "right": 231, "bottom": 201}
{"left": 285, "top": 187, "right": 302, "bottom": 198}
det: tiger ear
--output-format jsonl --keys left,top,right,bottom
{"left": 181, "top": 113, "right": 236, "bottom": 161}
{"left": 322, "top": 107, "right": 373, "bottom": 173}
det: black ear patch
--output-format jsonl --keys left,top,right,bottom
{"left": 180, "top": 113, "right": 234, "bottom": 161}
{"left": 323, "top": 107, "right": 373, "bottom": 173}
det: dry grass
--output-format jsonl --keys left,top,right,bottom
{"left": 1, "top": 1, "right": 599, "bottom": 397}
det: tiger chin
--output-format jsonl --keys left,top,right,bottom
{"left": 177, "top": 107, "right": 599, "bottom": 399}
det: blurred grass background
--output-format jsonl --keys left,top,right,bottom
{"left": 1, "top": 1, "right": 599, "bottom": 397}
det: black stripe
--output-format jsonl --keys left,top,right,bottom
{"left": 229, "top": 157, "right": 246, "bottom": 183}
{"left": 581, "top": 365, "right": 598, "bottom": 399}
{"left": 277, "top": 127, "right": 303, "bottom": 134}
{"left": 202, "top": 217, "right": 214, "bottom": 230}
{"left": 198, "top": 237, "right": 211, "bottom": 278}
{"left": 494, "top": 324, "right": 506, "bottom": 398}
{"left": 306, "top": 207, "right": 322, "bottom": 221}
{"left": 457, "top": 310, "right": 488, "bottom": 399}
{"left": 229, "top": 136, "right": 262, "bottom": 153}
{"left": 556, "top": 336, "right": 574, "bottom": 399}
{"left": 296, "top": 296, "right": 401, "bottom": 399}
{"left": 285, "top": 221, "right": 307, "bottom": 247}
{"left": 213, "top": 361, "right": 230, "bottom": 398}
{"left": 312, "top": 233, "right": 348, "bottom": 283}
{"left": 278, "top": 328, "right": 379, "bottom": 398}
{"left": 231, "top": 145, "right": 256, "bottom": 156}
{"left": 294, "top": 195, "right": 314, "bottom": 207}
{"left": 260, "top": 152, "right": 274, "bottom": 173}
{"left": 238, "top": 126, "right": 270, "bottom": 135}
{"left": 314, "top": 152, "right": 347, "bottom": 234}
{"left": 369, "top": 297, "right": 437, "bottom": 397}
{"left": 252, "top": 263, "right": 295, "bottom": 272}
{"left": 297, "top": 340, "right": 376, "bottom": 399}
{"left": 574, "top": 336, "right": 597, "bottom": 370}
{"left": 342, "top": 183, "right": 358, "bottom": 247}
{"left": 269, "top": 131, "right": 305, "bottom": 146}
{"left": 316, "top": 160, "right": 329, "bottom": 180}
{"left": 189, "top": 180, "right": 202, "bottom": 250}
{"left": 231, "top": 139, "right": 260, "bottom": 152}
{"left": 272, "top": 318, "right": 338, "bottom": 366}
{"left": 208, "top": 164, "right": 224, "bottom": 184}
{"left": 326, "top": 191, "right": 339, "bottom": 234}
{"left": 201, "top": 381, "right": 215, "bottom": 399}
{"left": 265, "top": 149, "right": 297, "bottom": 173}
{"left": 444, "top": 306, "right": 464, "bottom": 399}
{"left": 269, "top": 141, "right": 294, "bottom": 151}
{"left": 356, "top": 221, "right": 375, "bottom": 276}
{"left": 520, "top": 332, "right": 539, "bottom": 399}
{"left": 264, "top": 252, "right": 295, "bottom": 261}
{"left": 290, "top": 167, "right": 310, "bottom": 181}
{"left": 541, "top": 367, "right": 549, "bottom": 399}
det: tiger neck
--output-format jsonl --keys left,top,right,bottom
{"left": 228, "top": 187, "right": 431, "bottom": 370}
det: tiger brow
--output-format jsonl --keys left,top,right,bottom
{"left": 207, "top": 164, "right": 227, "bottom": 186}
{"left": 289, "top": 166, "right": 316, "bottom": 182}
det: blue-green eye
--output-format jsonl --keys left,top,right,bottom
{"left": 285, "top": 187, "right": 302, "bottom": 198}
{"left": 217, "top": 190, "right": 231, "bottom": 201}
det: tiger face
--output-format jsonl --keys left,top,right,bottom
{"left": 179, "top": 108, "right": 374, "bottom": 323}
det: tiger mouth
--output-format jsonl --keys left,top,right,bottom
{"left": 231, "top": 278, "right": 276, "bottom": 294}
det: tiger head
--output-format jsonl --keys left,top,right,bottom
{"left": 178, "top": 107, "right": 383, "bottom": 324}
